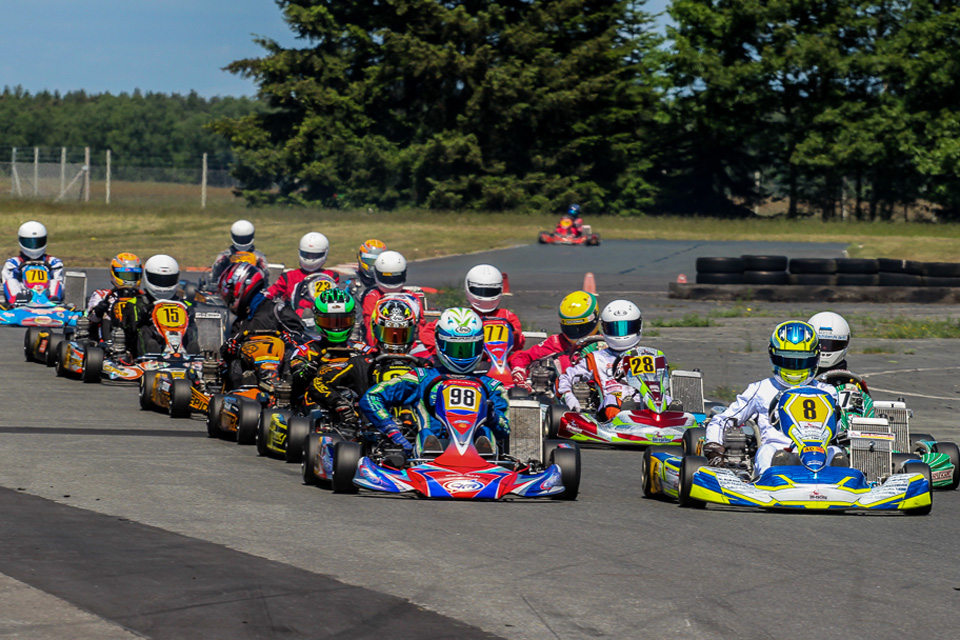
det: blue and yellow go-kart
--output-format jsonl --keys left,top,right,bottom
{"left": 641, "top": 386, "right": 933, "bottom": 515}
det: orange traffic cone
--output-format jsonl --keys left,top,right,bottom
{"left": 677, "top": 274, "right": 687, "bottom": 283}
{"left": 502, "top": 272, "right": 512, "bottom": 296}
{"left": 583, "top": 272, "right": 597, "bottom": 294}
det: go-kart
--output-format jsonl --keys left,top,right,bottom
{"left": 206, "top": 330, "right": 297, "bottom": 443}
{"left": 326, "top": 376, "right": 580, "bottom": 499}
{"left": 819, "top": 370, "right": 959, "bottom": 490}
{"left": 481, "top": 317, "right": 517, "bottom": 388}
{"left": 548, "top": 348, "right": 706, "bottom": 446}
{"left": 537, "top": 224, "right": 600, "bottom": 246}
{"left": 299, "top": 352, "right": 428, "bottom": 483}
{"left": 1, "top": 281, "right": 81, "bottom": 328}
{"left": 643, "top": 386, "right": 933, "bottom": 514}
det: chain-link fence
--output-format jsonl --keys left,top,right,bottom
{"left": 0, "top": 146, "right": 240, "bottom": 207}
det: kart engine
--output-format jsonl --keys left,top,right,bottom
{"left": 722, "top": 424, "right": 756, "bottom": 480}
{"left": 527, "top": 361, "right": 555, "bottom": 396}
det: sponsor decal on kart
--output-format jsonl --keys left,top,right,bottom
{"left": 808, "top": 490, "right": 828, "bottom": 501}
{"left": 442, "top": 478, "right": 486, "bottom": 494}
{"left": 858, "top": 474, "right": 915, "bottom": 506}
{"left": 359, "top": 464, "right": 385, "bottom": 487}
{"left": 931, "top": 469, "right": 952, "bottom": 482}
{"left": 711, "top": 469, "right": 771, "bottom": 502}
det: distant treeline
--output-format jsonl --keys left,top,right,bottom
{"left": 0, "top": 87, "right": 261, "bottom": 169}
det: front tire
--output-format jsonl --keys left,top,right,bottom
{"left": 24, "top": 327, "right": 41, "bottom": 362}
{"left": 206, "top": 394, "right": 225, "bottom": 438}
{"left": 933, "top": 441, "right": 960, "bottom": 491}
{"left": 139, "top": 371, "right": 158, "bottom": 410}
{"left": 901, "top": 461, "right": 933, "bottom": 516}
{"left": 285, "top": 416, "right": 312, "bottom": 463}
{"left": 256, "top": 409, "right": 273, "bottom": 457}
{"left": 55, "top": 340, "right": 70, "bottom": 378}
{"left": 678, "top": 455, "right": 708, "bottom": 509}
{"left": 81, "top": 346, "right": 104, "bottom": 383}
{"left": 236, "top": 400, "right": 260, "bottom": 445}
{"left": 45, "top": 333, "right": 64, "bottom": 367}
{"left": 642, "top": 446, "right": 677, "bottom": 499}
{"left": 168, "top": 379, "right": 192, "bottom": 418}
{"left": 332, "top": 441, "right": 362, "bottom": 494}
{"left": 301, "top": 433, "right": 323, "bottom": 486}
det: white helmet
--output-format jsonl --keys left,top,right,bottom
{"left": 374, "top": 251, "right": 407, "bottom": 292}
{"left": 230, "top": 220, "right": 255, "bottom": 251}
{"left": 808, "top": 311, "right": 850, "bottom": 369}
{"left": 600, "top": 300, "right": 642, "bottom": 352}
{"left": 464, "top": 264, "right": 503, "bottom": 314}
{"left": 143, "top": 254, "right": 180, "bottom": 300}
{"left": 299, "top": 232, "right": 329, "bottom": 272}
{"left": 18, "top": 221, "right": 47, "bottom": 260}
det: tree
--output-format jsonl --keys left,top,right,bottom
{"left": 213, "top": 0, "right": 666, "bottom": 212}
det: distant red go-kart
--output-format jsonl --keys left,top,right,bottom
{"left": 538, "top": 223, "right": 600, "bottom": 246}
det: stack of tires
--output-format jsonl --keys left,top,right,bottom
{"left": 788, "top": 258, "right": 880, "bottom": 286}
{"left": 918, "top": 262, "right": 960, "bottom": 287}
{"left": 695, "top": 255, "right": 789, "bottom": 285}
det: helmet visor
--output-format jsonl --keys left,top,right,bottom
{"left": 377, "top": 270, "right": 406, "bottom": 287}
{"left": 375, "top": 324, "right": 415, "bottom": 346}
{"left": 602, "top": 318, "right": 641, "bottom": 338}
{"left": 232, "top": 232, "right": 254, "bottom": 247}
{"left": 561, "top": 319, "right": 596, "bottom": 341}
{"left": 300, "top": 250, "right": 326, "bottom": 262}
{"left": 467, "top": 284, "right": 502, "bottom": 298}
{"left": 115, "top": 268, "right": 142, "bottom": 284}
{"left": 440, "top": 338, "right": 484, "bottom": 360}
{"left": 147, "top": 272, "right": 179, "bottom": 288}
{"left": 316, "top": 313, "right": 355, "bottom": 332}
{"left": 819, "top": 338, "right": 848, "bottom": 353}
{"left": 771, "top": 350, "right": 819, "bottom": 371}
{"left": 20, "top": 236, "right": 45, "bottom": 250}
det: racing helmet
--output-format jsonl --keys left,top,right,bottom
{"left": 314, "top": 288, "right": 355, "bottom": 344}
{"left": 558, "top": 290, "right": 599, "bottom": 342}
{"left": 143, "top": 254, "right": 180, "bottom": 301}
{"left": 600, "top": 300, "right": 642, "bottom": 352}
{"left": 807, "top": 311, "right": 850, "bottom": 370}
{"left": 18, "top": 221, "right": 47, "bottom": 260}
{"left": 293, "top": 272, "right": 338, "bottom": 310}
{"left": 567, "top": 204, "right": 581, "bottom": 217}
{"left": 230, "top": 219, "right": 255, "bottom": 252}
{"left": 372, "top": 293, "right": 421, "bottom": 353}
{"left": 464, "top": 264, "right": 503, "bottom": 314}
{"left": 769, "top": 321, "right": 820, "bottom": 386}
{"left": 374, "top": 251, "right": 407, "bottom": 293}
{"left": 299, "top": 232, "right": 329, "bottom": 272}
{"left": 110, "top": 252, "right": 143, "bottom": 289}
{"left": 217, "top": 261, "right": 266, "bottom": 314}
{"left": 357, "top": 239, "right": 387, "bottom": 286}
{"left": 435, "top": 307, "right": 485, "bottom": 374}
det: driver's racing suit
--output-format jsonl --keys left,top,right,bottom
{"left": 210, "top": 247, "right": 269, "bottom": 284}
{"left": 557, "top": 345, "right": 659, "bottom": 421}
{"left": 554, "top": 215, "right": 583, "bottom": 237}
{"left": 704, "top": 377, "right": 840, "bottom": 474}
{"left": 2, "top": 254, "right": 64, "bottom": 304}
{"left": 359, "top": 365, "right": 510, "bottom": 453}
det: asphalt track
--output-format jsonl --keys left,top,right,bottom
{"left": 2, "top": 240, "right": 959, "bottom": 640}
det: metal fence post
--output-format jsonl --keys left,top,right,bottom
{"left": 84, "top": 147, "right": 90, "bottom": 202}
{"left": 60, "top": 147, "right": 66, "bottom": 199}
{"left": 33, "top": 147, "right": 38, "bottom": 197}
{"left": 201, "top": 152, "right": 208, "bottom": 209}
{"left": 106, "top": 150, "right": 111, "bottom": 204}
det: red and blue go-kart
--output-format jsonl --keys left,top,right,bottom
{"left": 641, "top": 386, "right": 933, "bottom": 515}
{"left": 2, "top": 262, "right": 81, "bottom": 328}
{"left": 313, "top": 377, "right": 581, "bottom": 499}
{"left": 537, "top": 223, "right": 600, "bottom": 246}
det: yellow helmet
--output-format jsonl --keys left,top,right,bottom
{"left": 558, "top": 290, "right": 599, "bottom": 341}
{"left": 357, "top": 239, "right": 387, "bottom": 275}
{"left": 109, "top": 252, "right": 142, "bottom": 288}
{"left": 769, "top": 321, "right": 820, "bottom": 386}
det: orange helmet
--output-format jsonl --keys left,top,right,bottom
{"left": 357, "top": 239, "right": 387, "bottom": 283}
{"left": 110, "top": 253, "right": 142, "bottom": 288}
{"left": 229, "top": 251, "right": 258, "bottom": 266}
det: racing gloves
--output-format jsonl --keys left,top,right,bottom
{"left": 510, "top": 366, "right": 533, "bottom": 392}
{"left": 220, "top": 337, "right": 241, "bottom": 360}
{"left": 562, "top": 392, "right": 581, "bottom": 413}
{"left": 384, "top": 423, "right": 413, "bottom": 455}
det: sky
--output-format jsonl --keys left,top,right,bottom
{"left": 0, "top": 1, "right": 673, "bottom": 98}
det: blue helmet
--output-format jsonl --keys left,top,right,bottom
{"left": 435, "top": 307, "right": 485, "bottom": 374}
{"left": 567, "top": 204, "right": 581, "bottom": 217}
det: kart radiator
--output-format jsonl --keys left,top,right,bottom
{"left": 509, "top": 399, "right": 543, "bottom": 463}
{"left": 845, "top": 417, "right": 894, "bottom": 484}
{"left": 195, "top": 310, "right": 227, "bottom": 354}
{"left": 873, "top": 401, "right": 910, "bottom": 453}
{"left": 669, "top": 370, "right": 704, "bottom": 414}
{"left": 64, "top": 270, "right": 87, "bottom": 310}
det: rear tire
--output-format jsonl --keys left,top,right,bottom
{"left": 641, "top": 446, "right": 676, "bottom": 499}
{"left": 910, "top": 433, "right": 935, "bottom": 452}
{"left": 24, "top": 327, "right": 41, "bottom": 362}
{"left": 678, "top": 455, "right": 708, "bottom": 509}
{"left": 139, "top": 371, "right": 157, "bottom": 410}
{"left": 932, "top": 441, "right": 960, "bottom": 491}
{"left": 285, "top": 416, "right": 312, "bottom": 463}
{"left": 546, "top": 404, "right": 565, "bottom": 439}
{"left": 81, "top": 346, "right": 104, "bottom": 383}
{"left": 550, "top": 445, "right": 581, "bottom": 500}
{"left": 301, "top": 433, "right": 323, "bottom": 485}
{"left": 168, "top": 379, "right": 193, "bottom": 418}
{"left": 55, "top": 341, "right": 70, "bottom": 378}
{"left": 900, "top": 461, "right": 933, "bottom": 516}
{"left": 332, "top": 441, "right": 362, "bottom": 494}
{"left": 206, "top": 394, "right": 224, "bottom": 438}
{"left": 256, "top": 409, "right": 273, "bottom": 457}
{"left": 682, "top": 427, "right": 706, "bottom": 456}
{"left": 45, "top": 333, "right": 64, "bottom": 367}
{"left": 236, "top": 400, "right": 260, "bottom": 445}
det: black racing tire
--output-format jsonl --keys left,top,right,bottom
{"left": 905, "top": 261, "right": 926, "bottom": 275}
{"left": 542, "top": 438, "right": 566, "bottom": 466}
{"left": 836, "top": 258, "right": 879, "bottom": 274}
{"left": 641, "top": 446, "right": 677, "bottom": 499}
{"left": 682, "top": 427, "right": 706, "bottom": 456}
{"left": 537, "top": 233, "right": 548, "bottom": 245}
{"left": 169, "top": 378, "right": 193, "bottom": 418}
{"left": 45, "top": 333, "right": 64, "bottom": 367}
{"left": 24, "top": 327, "right": 41, "bottom": 362}
{"left": 877, "top": 258, "right": 909, "bottom": 274}
{"left": 922, "top": 262, "right": 960, "bottom": 278}
{"left": 55, "top": 340, "right": 70, "bottom": 378}
{"left": 285, "top": 416, "right": 312, "bottom": 463}
{"left": 332, "top": 441, "right": 362, "bottom": 494}
{"left": 695, "top": 272, "right": 745, "bottom": 285}
{"left": 695, "top": 257, "right": 744, "bottom": 274}
{"left": 892, "top": 452, "right": 921, "bottom": 473}
{"left": 678, "top": 455, "right": 708, "bottom": 509}
{"left": 900, "top": 461, "right": 933, "bottom": 516}
{"left": 206, "top": 394, "right": 225, "bottom": 438}
{"left": 301, "top": 433, "right": 323, "bottom": 485}
{"left": 789, "top": 258, "right": 837, "bottom": 275}
{"left": 236, "top": 400, "right": 260, "bottom": 445}
{"left": 139, "top": 371, "right": 157, "bottom": 410}
{"left": 256, "top": 409, "right": 272, "bottom": 457}
{"left": 587, "top": 234, "right": 600, "bottom": 246}
{"left": 910, "top": 433, "right": 936, "bottom": 452}
{"left": 550, "top": 445, "right": 581, "bottom": 501}
{"left": 788, "top": 273, "right": 836, "bottom": 286}
{"left": 81, "top": 346, "right": 104, "bottom": 383}
{"left": 878, "top": 272, "right": 923, "bottom": 287}
{"left": 932, "top": 441, "right": 960, "bottom": 491}
{"left": 743, "top": 270, "right": 789, "bottom": 285}
{"left": 922, "top": 276, "right": 960, "bottom": 288}
{"left": 546, "top": 404, "right": 565, "bottom": 439}
{"left": 836, "top": 273, "right": 879, "bottom": 287}
{"left": 741, "top": 255, "right": 788, "bottom": 271}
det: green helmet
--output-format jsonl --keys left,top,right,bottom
{"left": 314, "top": 289, "right": 356, "bottom": 344}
